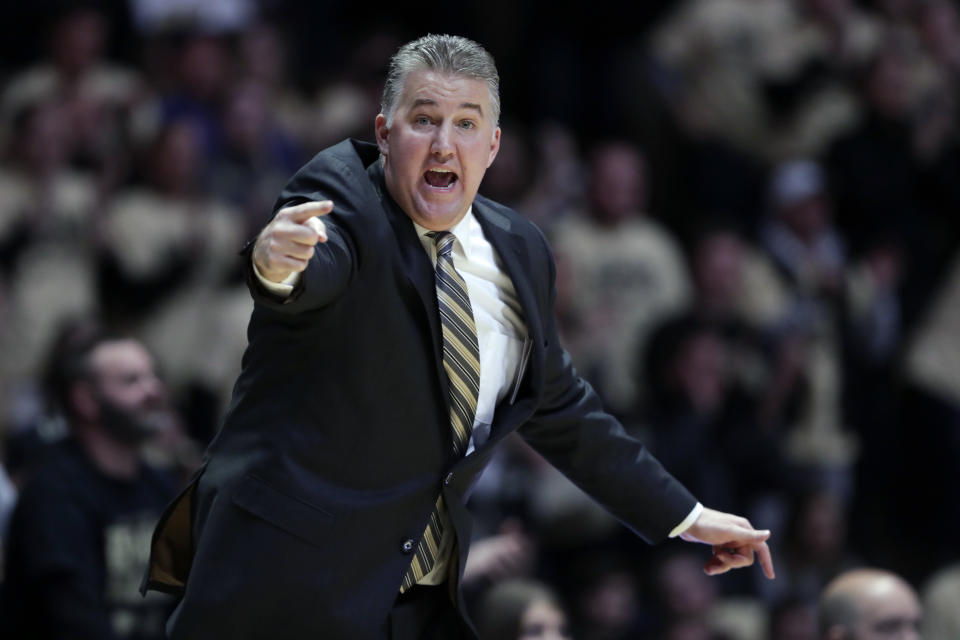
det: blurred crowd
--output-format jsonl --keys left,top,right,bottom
{"left": 1, "top": 0, "right": 960, "bottom": 639}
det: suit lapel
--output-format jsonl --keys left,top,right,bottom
{"left": 472, "top": 202, "right": 545, "bottom": 445}
{"left": 366, "top": 162, "right": 447, "bottom": 407}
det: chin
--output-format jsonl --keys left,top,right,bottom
{"left": 414, "top": 203, "right": 465, "bottom": 229}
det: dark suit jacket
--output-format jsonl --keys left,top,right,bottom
{"left": 143, "top": 139, "right": 697, "bottom": 639}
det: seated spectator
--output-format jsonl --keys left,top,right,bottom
{"left": 0, "top": 101, "right": 99, "bottom": 406}
{"left": 551, "top": 140, "right": 691, "bottom": 415}
{"left": 768, "top": 594, "right": 819, "bottom": 640}
{"left": 0, "top": 6, "right": 143, "bottom": 183}
{"left": 762, "top": 490, "right": 860, "bottom": 605}
{"left": 0, "top": 330, "right": 180, "bottom": 639}
{"left": 206, "top": 79, "right": 305, "bottom": 239}
{"left": 818, "top": 568, "right": 921, "bottom": 640}
{"left": 476, "top": 579, "right": 572, "bottom": 640}
{"left": 99, "top": 118, "right": 249, "bottom": 440}
{"left": 759, "top": 159, "right": 856, "bottom": 480}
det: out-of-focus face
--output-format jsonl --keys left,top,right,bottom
{"left": 52, "top": 9, "right": 106, "bottom": 74}
{"left": 851, "top": 577, "right": 922, "bottom": 640}
{"left": 674, "top": 332, "right": 728, "bottom": 416}
{"left": 866, "top": 50, "right": 912, "bottom": 119}
{"left": 20, "top": 104, "right": 71, "bottom": 174}
{"left": 695, "top": 232, "right": 744, "bottom": 310}
{"left": 375, "top": 70, "right": 500, "bottom": 231}
{"left": 658, "top": 553, "right": 718, "bottom": 618}
{"left": 588, "top": 144, "right": 646, "bottom": 224}
{"left": 518, "top": 599, "right": 572, "bottom": 640}
{"left": 90, "top": 340, "right": 170, "bottom": 445}
{"left": 152, "top": 121, "right": 202, "bottom": 194}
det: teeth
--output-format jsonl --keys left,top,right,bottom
{"left": 429, "top": 168, "right": 452, "bottom": 173}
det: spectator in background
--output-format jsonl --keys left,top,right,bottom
{"left": 0, "top": 5, "right": 143, "bottom": 185}
{"left": 825, "top": 38, "right": 942, "bottom": 322}
{"left": 761, "top": 159, "right": 845, "bottom": 308}
{"left": 683, "top": 224, "right": 807, "bottom": 431}
{"left": 99, "top": 118, "right": 248, "bottom": 442}
{"left": 235, "top": 21, "right": 308, "bottom": 140}
{"left": 0, "top": 330, "right": 179, "bottom": 639}
{"left": 98, "top": 119, "right": 238, "bottom": 320}
{"left": 818, "top": 568, "right": 921, "bottom": 640}
{"left": 566, "top": 551, "right": 647, "bottom": 640}
{"left": 510, "top": 121, "right": 585, "bottom": 236}
{"left": 764, "top": 490, "right": 860, "bottom": 605}
{"left": 0, "top": 102, "right": 100, "bottom": 420}
{"left": 148, "top": 31, "right": 233, "bottom": 162}
{"left": 640, "top": 318, "right": 742, "bottom": 513}
{"left": 916, "top": 0, "right": 960, "bottom": 86}
{"left": 303, "top": 30, "right": 403, "bottom": 150}
{"left": 758, "top": 159, "right": 855, "bottom": 489}
{"left": 207, "top": 79, "right": 305, "bottom": 238}
{"left": 640, "top": 226, "right": 809, "bottom": 523}
{"left": 768, "top": 595, "right": 819, "bottom": 640}
{"left": 476, "top": 579, "right": 572, "bottom": 640}
{"left": 551, "top": 140, "right": 690, "bottom": 416}
{"left": 841, "top": 236, "right": 906, "bottom": 564}
{"left": 652, "top": 552, "right": 730, "bottom": 640}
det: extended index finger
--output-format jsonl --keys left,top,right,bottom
{"left": 753, "top": 539, "right": 776, "bottom": 580}
{"left": 281, "top": 200, "right": 334, "bottom": 223}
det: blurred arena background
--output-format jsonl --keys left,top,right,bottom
{"left": 1, "top": 1, "right": 959, "bottom": 638}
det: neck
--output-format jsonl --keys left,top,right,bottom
{"left": 77, "top": 425, "right": 141, "bottom": 480}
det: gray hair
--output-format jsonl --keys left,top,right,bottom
{"left": 381, "top": 34, "right": 500, "bottom": 127}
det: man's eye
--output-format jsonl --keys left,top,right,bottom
{"left": 415, "top": 116, "right": 431, "bottom": 125}
{"left": 459, "top": 120, "right": 475, "bottom": 129}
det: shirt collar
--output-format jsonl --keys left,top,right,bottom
{"left": 411, "top": 207, "right": 479, "bottom": 261}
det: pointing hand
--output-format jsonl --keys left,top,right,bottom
{"left": 253, "top": 200, "right": 334, "bottom": 283}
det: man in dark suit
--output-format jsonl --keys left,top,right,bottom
{"left": 142, "top": 34, "right": 774, "bottom": 640}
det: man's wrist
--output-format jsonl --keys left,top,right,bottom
{"left": 669, "top": 502, "right": 704, "bottom": 538}
{"left": 252, "top": 258, "right": 301, "bottom": 297}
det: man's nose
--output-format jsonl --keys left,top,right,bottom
{"left": 139, "top": 374, "right": 166, "bottom": 404}
{"left": 431, "top": 123, "right": 454, "bottom": 160}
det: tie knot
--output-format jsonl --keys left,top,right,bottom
{"left": 430, "top": 231, "right": 456, "bottom": 258}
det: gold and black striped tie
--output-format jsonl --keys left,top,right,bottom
{"left": 400, "top": 231, "right": 480, "bottom": 591}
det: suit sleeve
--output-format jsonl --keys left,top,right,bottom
{"left": 242, "top": 154, "right": 360, "bottom": 315}
{"left": 516, "top": 231, "right": 698, "bottom": 544}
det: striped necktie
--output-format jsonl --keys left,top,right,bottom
{"left": 400, "top": 230, "right": 480, "bottom": 591}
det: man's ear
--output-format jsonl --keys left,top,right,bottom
{"left": 375, "top": 114, "right": 389, "bottom": 155}
{"left": 486, "top": 127, "right": 501, "bottom": 168}
{"left": 70, "top": 381, "right": 99, "bottom": 423}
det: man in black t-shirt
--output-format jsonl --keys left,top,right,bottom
{"left": 1, "top": 333, "right": 178, "bottom": 640}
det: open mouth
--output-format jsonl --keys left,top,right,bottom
{"left": 424, "top": 168, "right": 458, "bottom": 189}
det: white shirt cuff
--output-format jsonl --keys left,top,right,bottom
{"left": 252, "top": 259, "right": 301, "bottom": 297}
{"left": 669, "top": 502, "right": 704, "bottom": 538}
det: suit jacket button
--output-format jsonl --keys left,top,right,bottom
{"left": 444, "top": 472, "right": 453, "bottom": 486}
{"left": 401, "top": 539, "right": 415, "bottom": 554}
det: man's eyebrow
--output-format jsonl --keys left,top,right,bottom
{"left": 410, "top": 98, "right": 484, "bottom": 115}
